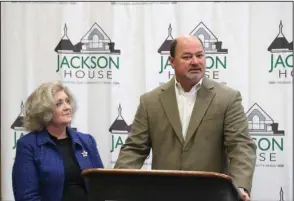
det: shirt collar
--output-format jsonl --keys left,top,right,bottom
{"left": 175, "top": 77, "right": 203, "bottom": 95}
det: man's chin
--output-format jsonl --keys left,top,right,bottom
{"left": 187, "top": 73, "right": 204, "bottom": 82}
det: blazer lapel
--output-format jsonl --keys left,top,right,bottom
{"left": 159, "top": 78, "right": 184, "bottom": 145}
{"left": 184, "top": 77, "right": 216, "bottom": 145}
{"left": 67, "top": 128, "right": 92, "bottom": 170}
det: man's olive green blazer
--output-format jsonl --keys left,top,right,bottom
{"left": 114, "top": 76, "right": 257, "bottom": 192}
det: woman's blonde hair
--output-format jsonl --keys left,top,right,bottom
{"left": 24, "top": 81, "right": 77, "bottom": 132}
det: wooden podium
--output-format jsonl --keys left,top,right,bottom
{"left": 82, "top": 168, "right": 243, "bottom": 201}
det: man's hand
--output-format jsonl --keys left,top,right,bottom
{"left": 239, "top": 188, "right": 250, "bottom": 201}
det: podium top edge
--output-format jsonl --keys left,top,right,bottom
{"left": 82, "top": 168, "right": 233, "bottom": 180}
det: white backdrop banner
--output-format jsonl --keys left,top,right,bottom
{"left": 1, "top": 2, "right": 292, "bottom": 201}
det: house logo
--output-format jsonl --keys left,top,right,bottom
{"left": 246, "top": 103, "right": 285, "bottom": 168}
{"left": 268, "top": 21, "right": 293, "bottom": 84}
{"left": 278, "top": 187, "right": 285, "bottom": 201}
{"left": 109, "top": 104, "right": 132, "bottom": 155}
{"left": 109, "top": 104, "right": 151, "bottom": 167}
{"left": 109, "top": 104, "right": 132, "bottom": 135}
{"left": 11, "top": 101, "right": 77, "bottom": 150}
{"left": 55, "top": 23, "right": 121, "bottom": 85}
{"left": 157, "top": 22, "right": 228, "bottom": 83}
{"left": 55, "top": 23, "right": 120, "bottom": 54}
{"left": 157, "top": 24, "right": 175, "bottom": 85}
{"left": 158, "top": 24, "right": 174, "bottom": 56}
{"left": 189, "top": 22, "right": 228, "bottom": 54}
{"left": 11, "top": 101, "right": 27, "bottom": 150}
{"left": 268, "top": 21, "right": 293, "bottom": 53}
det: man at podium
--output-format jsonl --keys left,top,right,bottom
{"left": 114, "top": 35, "right": 256, "bottom": 201}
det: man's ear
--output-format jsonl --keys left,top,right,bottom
{"left": 168, "top": 56, "right": 175, "bottom": 69}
